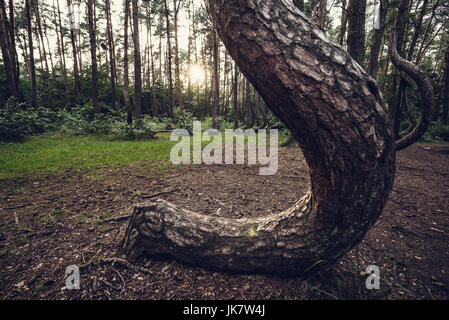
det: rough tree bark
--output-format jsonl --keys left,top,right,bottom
{"left": 347, "top": 0, "right": 366, "bottom": 65}
{"left": 122, "top": 0, "right": 396, "bottom": 274}
{"left": 311, "top": 0, "right": 327, "bottom": 30}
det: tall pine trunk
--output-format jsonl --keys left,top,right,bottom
{"left": 67, "top": 0, "right": 81, "bottom": 98}
{"left": 123, "top": 0, "right": 132, "bottom": 124}
{"left": 173, "top": 0, "right": 183, "bottom": 116}
{"left": 25, "top": 0, "right": 37, "bottom": 108}
{"left": 105, "top": 0, "right": 118, "bottom": 111}
{"left": 87, "top": 0, "right": 99, "bottom": 114}
{"left": 347, "top": 0, "right": 366, "bottom": 65}
{"left": 164, "top": 0, "right": 174, "bottom": 118}
{"left": 132, "top": 0, "right": 142, "bottom": 121}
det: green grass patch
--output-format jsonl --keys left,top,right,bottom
{"left": 0, "top": 131, "right": 288, "bottom": 181}
{"left": 0, "top": 133, "right": 177, "bottom": 180}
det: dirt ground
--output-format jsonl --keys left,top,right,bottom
{"left": 0, "top": 144, "right": 448, "bottom": 300}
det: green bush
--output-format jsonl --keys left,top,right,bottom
{"left": 58, "top": 103, "right": 158, "bottom": 140}
{"left": 109, "top": 116, "right": 157, "bottom": 140}
{"left": 428, "top": 123, "right": 449, "bottom": 141}
{"left": 0, "top": 97, "right": 60, "bottom": 142}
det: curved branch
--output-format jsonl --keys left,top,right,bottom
{"left": 122, "top": 0, "right": 396, "bottom": 275}
{"left": 388, "top": 1, "right": 434, "bottom": 151}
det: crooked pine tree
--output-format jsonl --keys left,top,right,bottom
{"left": 121, "top": 0, "right": 431, "bottom": 274}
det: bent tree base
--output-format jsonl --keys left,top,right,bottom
{"left": 121, "top": 0, "right": 396, "bottom": 275}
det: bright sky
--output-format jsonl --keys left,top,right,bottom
{"left": 30, "top": 0, "right": 377, "bottom": 72}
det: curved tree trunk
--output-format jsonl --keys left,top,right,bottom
{"left": 388, "top": 0, "right": 434, "bottom": 151}
{"left": 122, "top": 0, "right": 396, "bottom": 275}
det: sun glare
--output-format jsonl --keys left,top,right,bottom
{"left": 189, "top": 64, "right": 205, "bottom": 84}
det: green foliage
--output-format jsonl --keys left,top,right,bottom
{"left": 173, "top": 109, "right": 195, "bottom": 134}
{"left": 422, "top": 122, "right": 449, "bottom": 142}
{"left": 58, "top": 104, "right": 112, "bottom": 136}
{"left": 58, "top": 104, "right": 158, "bottom": 140}
{"left": 0, "top": 97, "right": 60, "bottom": 142}
{"left": 109, "top": 116, "right": 157, "bottom": 140}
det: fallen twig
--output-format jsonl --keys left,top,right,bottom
{"left": 141, "top": 189, "right": 176, "bottom": 199}
{"left": 102, "top": 215, "right": 132, "bottom": 223}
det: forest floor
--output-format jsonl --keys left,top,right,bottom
{"left": 0, "top": 135, "right": 448, "bottom": 300}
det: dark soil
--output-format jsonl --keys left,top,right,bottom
{"left": 0, "top": 144, "right": 448, "bottom": 300}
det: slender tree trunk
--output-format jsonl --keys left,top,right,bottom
{"left": 233, "top": 62, "right": 239, "bottom": 129}
{"left": 67, "top": 0, "right": 81, "bottom": 98}
{"left": 8, "top": 0, "right": 19, "bottom": 93}
{"left": 87, "top": 0, "right": 99, "bottom": 114}
{"left": 368, "top": 0, "right": 389, "bottom": 78}
{"left": 442, "top": 43, "right": 449, "bottom": 125}
{"left": 187, "top": 0, "right": 192, "bottom": 111}
{"left": 394, "top": 0, "right": 429, "bottom": 134}
{"left": 43, "top": 15, "right": 55, "bottom": 76}
{"left": 407, "top": 0, "right": 428, "bottom": 61}
{"left": 312, "top": 0, "right": 327, "bottom": 30}
{"left": 212, "top": 29, "right": 219, "bottom": 128}
{"left": 55, "top": 0, "right": 70, "bottom": 107}
{"left": 147, "top": 3, "right": 157, "bottom": 116}
{"left": 164, "top": 0, "right": 174, "bottom": 118}
{"left": 25, "top": 0, "right": 37, "bottom": 108}
{"left": 105, "top": 0, "right": 118, "bottom": 110}
{"left": 347, "top": 0, "right": 366, "bottom": 65}
{"left": 400, "top": 83, "right": 416, "bottom": 135}
{"left": 390, "top": 0, "right": 412, "bottom": 140}
{"left": 191, "top": 0, "right": 200, "bottom": 114}
{"left": 123, "top": 0, "right": 396, "bottom": 274}
{"left": 415, "top": 0, "right": 440, "bottom": 63}
{"left": 0, "top": 0, "right": 17, "bottom": 97}
{"left": 17, "top": 33, "right": 31, "bottom": 81}
{"left": 173, "top": 0, "right": 184, "bottom": 116}
{"left": 34, "top": 1, "right": 50, "bottom": 78}
{"left": 257, "top": 93, "right": 269, "bottom": 128}
{"left": 132, "top": 0, "right": 142, "bottom": 121}
{"left": 244, "top": 77, "right": 254, "bottom": 128}
{"left": 337, "top": 0, "right": 348, "bottom": 46}
{"left": 77, "top": 2, "right": 82, "bottom": 73}
{"left": 123, "top": 0, "right": 132, "bottom": 124}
